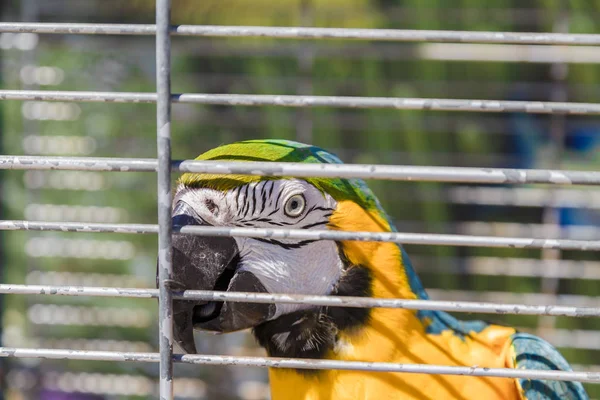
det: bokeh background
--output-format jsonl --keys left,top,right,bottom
{"left": 2, "top": 0, "right": 600, "bottom": 398}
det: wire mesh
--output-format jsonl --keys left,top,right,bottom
{"left": 2, "top": 2, "right": 600, "bottom": 400}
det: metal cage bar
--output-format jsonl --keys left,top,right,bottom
{"left": 3, "top": 90, "right": 600, "bottom": 114}
{"left": 2, "top": 220, "right": 600, "bottom": 251}
{"left": 1, "top": 22, "right": 600, "bottom": 45}
{"left": 155, "top": 0, "right": 174, "bottom": 398}
{"left": 2, "top": 7, "right": 600, "bottom": 400}
{"left": 2, "top": 156, "right": 600, "bottom": 185}
{"left": 0, "top": 283, "right": 598, "bottom": 318}
{"left": 1, "top": 347, "right": 599, "bottom": 383}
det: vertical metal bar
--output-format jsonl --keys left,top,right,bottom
{"left": 156, "top": 0, "right": 174, "bottom": 398}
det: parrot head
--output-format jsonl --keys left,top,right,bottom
{"left": 166, "top": 139, "right": 425, "bottom": 356}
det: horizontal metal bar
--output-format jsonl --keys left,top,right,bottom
{"left": 104, "top": 93, "right": 600, "bottom": 115}
{"left": 1, "top": 23, "right": 600, "bottom": 46}
{"left": 0, "top": 283, "right": 598, "bottom": 318}
{"left": 0, "top": 284, "right": 157, "bottom": 298}
{"left": 3, "top": 156, "right": 600, "bottom": 186}
{"left": 0, "top": 90, "right": 156, "bottom": 103}
{"left": 182, "top": 226, "right": 600, "bottom": 251}
{"left": 32, "top": 337, "right": 153, "bottom": 353}
{"left": 175, "top": 161, "right": 600, "bottom": 185}
{"left": 0, "top": 22, "right": 157, "bottom": 35}
{"left": 0, "top": 155, "right": 157, "bottom": 171}
{"left": 92, "top": 290, "right": 600, "bottom": 317}
{"left": 23, "top": 329, "right": 600, "bottom": 354}
{"left": 175, "top": 26, "right": 600, "bottom": 46}
{"left": 0, "top": 220, "right": 158, "bottom": 234}
{"left": 4, "top": 90, "right": 600, "bottom": 115}
{"left": 0, "top": 219, "right": 598, "bottom": 249}
{"left": 0, "top": 347, "right": 598, "bottom": 383}
{"left": 2, "top": 220, "right": 600, "bottom": 251}
{"left": 178, "top": 354, "right": 600, "bottom": 383}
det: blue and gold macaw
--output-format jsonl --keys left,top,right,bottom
{"left": 168, "top": 139, "right": 588, "bottom": 400}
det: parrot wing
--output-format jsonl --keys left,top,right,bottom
{"left": 509, "top": 332, "right": 588, "bottom": 400}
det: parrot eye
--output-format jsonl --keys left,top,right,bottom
{"left": 283, "top": 194, "right": 306, "bottom": 218}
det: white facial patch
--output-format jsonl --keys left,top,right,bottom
{"left": 174, "top": 179, "right": 343, "bottom": 319}
{"left": 237, "top": 238, "right": 343, "bottom": 318}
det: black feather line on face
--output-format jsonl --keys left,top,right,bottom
{"left": 267, "top": 180, "right": 275, "bottom": 199}
{"left": 274, "top": 188, "right": 285, "bottom": 209}
{"left": 260, "top": 184, "right": 268, "bottom": 214}
{"left": 234, "top": 186, "right": 241, "bottom": 212}
{"left": 252, "top": 247, "right": 372, "bottom": 376}
{"left": 251, "top": 184, "right": 258, "bottom": 216}
{"left": 298, "top": 221, "right": 329, "bottom": 229}
{"left": 242, "top": 185, "right": 251, "bottom": 217}
{"left": 252, "top": 237, "right": 318, "bottom": 250}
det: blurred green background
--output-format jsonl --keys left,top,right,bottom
{"left": 2, "top": 0, "right": 600, "bottom": 398}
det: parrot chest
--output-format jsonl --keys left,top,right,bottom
{"left": 269, "top": 361, "right": 520, "bottom": 400}
{"left": 269, "top": 368, "right": 521, "bottom": 400}
{"left": 268, "top": 315, "right": 521, "bottom": 400}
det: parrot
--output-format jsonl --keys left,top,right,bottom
{"left": 167, "top": 139, "right": 588, "bottom": 400}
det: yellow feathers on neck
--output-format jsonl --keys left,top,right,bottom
{"left": 328, "top": 200, "right": 417, "bottom": 301}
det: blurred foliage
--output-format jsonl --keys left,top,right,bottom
{"left": 127, "top": 0, "right": 383, "bottom": 27}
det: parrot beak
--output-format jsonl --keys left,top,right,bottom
{"left": 161, "top": 205, "right": 275, "bottom": 354}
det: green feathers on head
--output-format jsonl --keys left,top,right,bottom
{"left": 179, "top": 139, "right": 385, "bottom": 215}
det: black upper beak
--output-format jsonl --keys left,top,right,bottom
{"left": 168, "top": 211, "right": 238, "bottom": 354}
{"left": 160, "top": 205, "right": 274, "bottom": 354}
